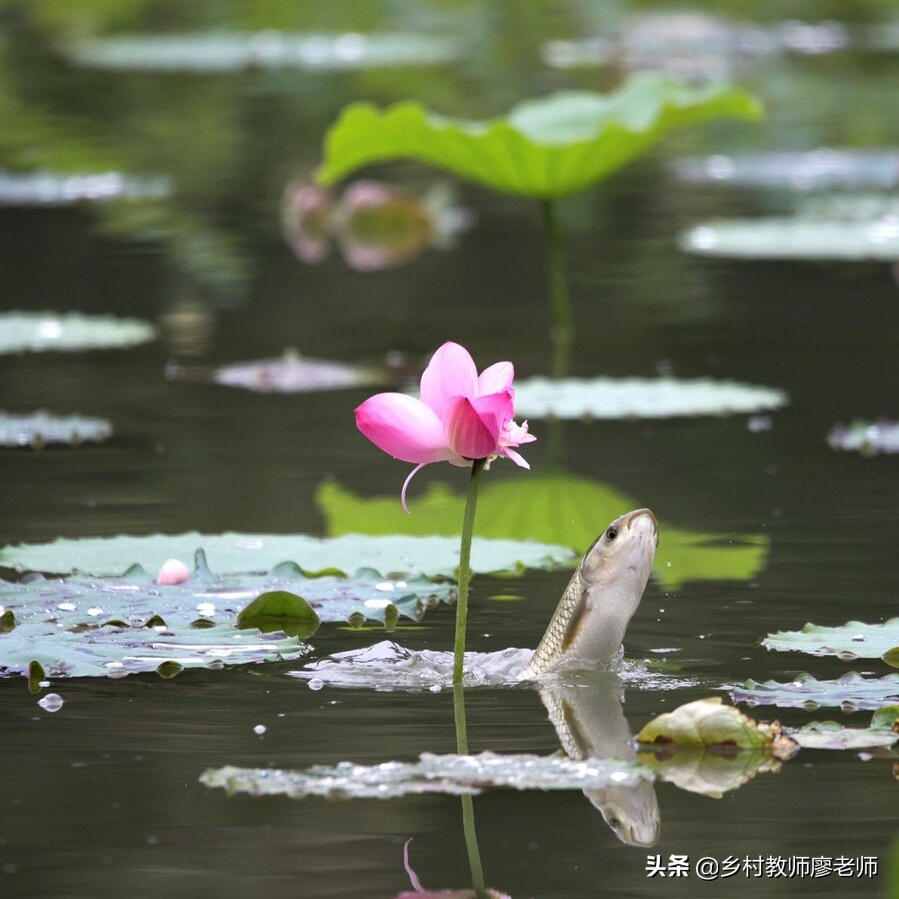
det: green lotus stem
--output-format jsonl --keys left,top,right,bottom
{"left": 453, "top": 457, "right": 485, "bottom": 686}
{"left": 454, "top": 684, "right": 488, "bottom": 899}
{"left": 541, "top": 198, "right": 573, "bottom": 380}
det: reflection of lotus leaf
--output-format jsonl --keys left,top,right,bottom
{"left": 200, "top": 751, "right": 649, "bottom": 800}
{"left": 513, "top": 375, "right": 787, "bottom": 419}
{"left": 0, "top": 552, "right": 456, "bottom": 681}
{"left": 317, "top": 476, "right": 770, "bottom": 590}
{"left": 0, "top": 411, "right": 113, "bottom": 448}
{"left": 0, "top": 531, "right": 573, "bottom": 579}
{"left": 0, "top": 312, "right": 156, "bottom": 355}
{"left": 637, "top": 746, "right": 782, "bottom": 798}
{"left": 317, "top": 75, "right": 762, "bottom": 200}
{"left": 762, "top": 618, "right": 899, "bottom": 660}
{"left": 734, "top": 671, "right": 899, "bottom": 710}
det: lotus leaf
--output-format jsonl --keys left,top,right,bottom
{"left": 0, "top": 411, "right": 113, "bottom": 448}
{"left": 512, "top": 376, "right": 787, "bottom": 419}
{"left": 0, "top": 312, "right": 156, "bottom": 355}
{"left": 0, "top": 551, "right": 456, "bottom": 681}
{"left": 0, "top": 532, "right": 574, "bottom": 579}
{"left": 317, "top": 75, "right": 762, "bottom": 200}
{"left": 673, "top": 149, "right": 899, "bottom": 192}
{"left": 0, "top": 170, "right": 171, "bottom": 207}
{"left": 317, "top": 476, "right": 770, "bottom": 591}
{"left": 200, "top": 751, "right": 649, "bottom": 800}
{"left": 204, "top": 349, "right": 384, "bottom": 393}
{"left": 762, "top": 618, "right": 899, "bottom": 660}
{"left": 827, "top": 420, "right": 899, "bottom": 456}
{"left": 67, "top": 32, "right": 460, "bottom": 73}
{"left": 733, "top": 672, "right": 899, "bottom": 710}
{"left": 635, "top": 697, "right": 795, "bottom": 752}
{"left": 680, "top": 216, "right": 899, "bottom": 261}
{"left": 790, "top": 707, "right": 899, "bottom": 751}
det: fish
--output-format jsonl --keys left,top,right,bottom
{"left": 518, "top": 508, "right": 658, "bottom": 680}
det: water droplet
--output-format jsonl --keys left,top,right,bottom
{"left": 307, "top": 677, "right": 324, "bottom": 691}
{"left": 851, "top": 633, "right": 866, "bottom": 642}
{"left": 429, "top": 684, "right": 442, "bottom": 693}
{"left": 57, "top": 602, "right": 77, "bottom": 612}
{"left": 253, "top": 724, "right": 267, "bottom": 736}
{"left": 37, "top": 693, "right": 64, "bottom": 712}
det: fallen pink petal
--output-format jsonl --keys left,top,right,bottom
{"left": 156, "top": 558, "right": 191, "bottom": 585}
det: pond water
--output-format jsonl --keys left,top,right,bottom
{"left": 1, "top": 3, "right": 899, "bottom": 898}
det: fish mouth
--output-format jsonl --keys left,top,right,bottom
{"left": 623, "top": 507, "right": 659, "bottom": 547}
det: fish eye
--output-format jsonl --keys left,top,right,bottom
{"left": 605, "top": 526, "right": 618, "bottom": 542}
{"left": 607, "top": 816, "right": 622, "bottom": 831}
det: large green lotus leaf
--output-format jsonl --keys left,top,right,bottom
{"left": 512, "top": 376, "right": 787, "bottom": 419}
{"left": 317, "top": 476, "right": 769, "bottom": 591}
{"left": 0, "top": 532, "right": 573, "bottom": 579}
{"left": 762, "top": 618, "right": 899, "bottom": 660}
{"left": 827, "top": 420, "right": 899, "bottom": 456}
{"left": 635, "top": 697, "right": 795, "bottom": 752}
{"left": 200, "top": 751, "right": 649, "bottom": 800}
{"left": 317, "top": 75, "right": 762, "bottom": 199}
{"left": 733, "top": 672, "right": 899, "bottom": 710}
{"left": 0, "top": 312, "right": 156, "bottom": 355}
{"left": 0, "top": 411, "right": 113, "bottom": 448}
{"left": 0, "top": 552, "right": 455, "bottom": 680}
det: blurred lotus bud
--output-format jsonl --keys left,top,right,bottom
{"left": 281, "top": 179, "right": 332, "bottom": 263}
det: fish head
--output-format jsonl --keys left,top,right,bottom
{"left": 580, "top": 507, "right": 658, "bottom": 595}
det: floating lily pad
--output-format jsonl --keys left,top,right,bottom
{"left": 762, "top": 618, "right": 899, "bottom": 660}
{"left": 827, "top": 420, "right": 899, "bottom": 456}
{"left": 317, "top": 75, "right": 762, "bottom": 200}
{"left": 673, "top": 149, "right": 899, "bottom": 192}
{"left": 733, "top": 672, "right": 899, "bottom": 710}
{"left": 200, "top": 751, "right": 649, "bottom": 800}
{"left": 789, "top": 707, "right": 899, "bottom": 751}
{"left": 512, "top": 376, "right": 787, "bottom": 419}
{"left": 66, "top": 32, "right": 460, "bottom": 73}
{"left": 0, "top": 532, "right": 574, "bottom": 579}
{"left": 635, "top": 697, "right": 795, "bottom": 753}
{"left": 680, "top": 215, "right": 899, "bottom": 261}
{"left": 0, "top": 312, "right": 156, "bottom": 355}
{"left": 206, "top": 348, "right": 385, "bottom": 393}
{"left": 0, "top": 551, "right": 456, "bottom": 681}
{"left": 0, "top": 411, "right": 113, "bottom": 449}
{"left": 0, "top": 170, "right": 171, "bottom": 207}
{"left": 318, "top": 476, "right": 770, "bottom": 591}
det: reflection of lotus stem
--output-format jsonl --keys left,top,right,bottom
{"left": 454, "top": 685, "right": 487, "bottom": 899}
{"left": 453, "top": 457, "right": 485, "bottom": 686}
{"left": 541, "top": 199, "right": 572, "bottom": 380}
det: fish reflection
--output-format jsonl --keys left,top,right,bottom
{"left": 539, "top": 673, "right": 660, "bottom": 847}
{"left": 281, "top": 179, "right": 471, "bottom": 270}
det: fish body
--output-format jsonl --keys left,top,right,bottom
{"left": 518, "top": 508, "right": 658, "bottom": 679}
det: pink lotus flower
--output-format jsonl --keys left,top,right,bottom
{"left": 356, "top": 342, "right": 535, "bottom": 511}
